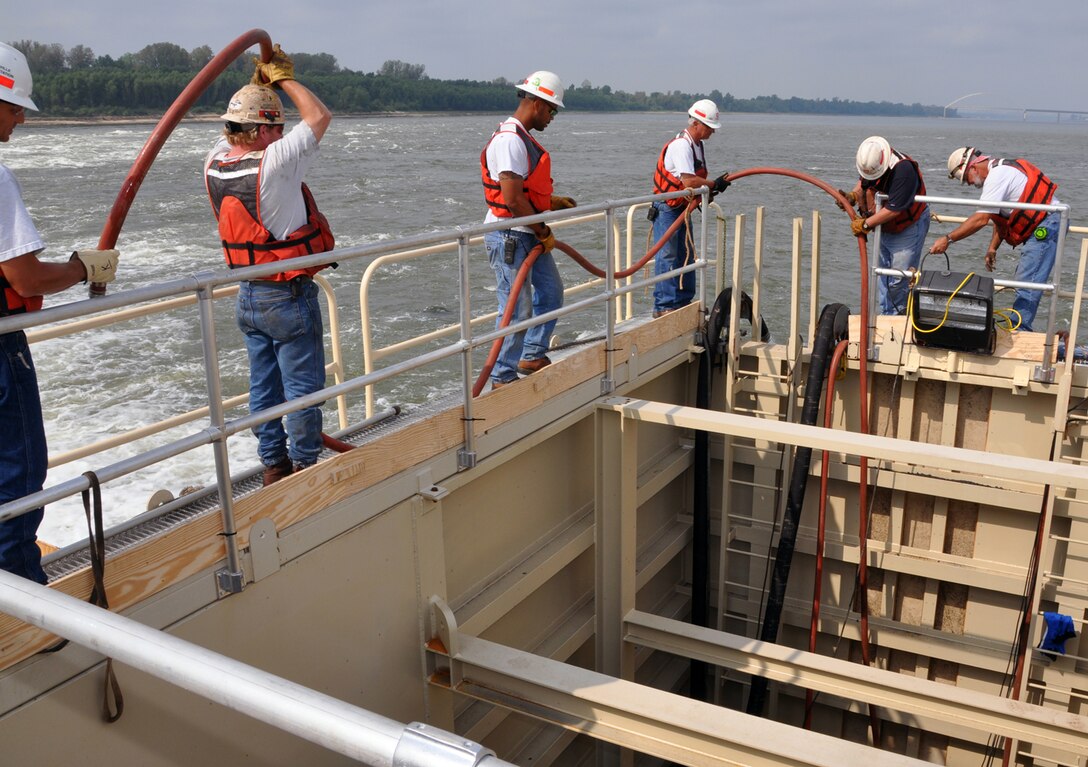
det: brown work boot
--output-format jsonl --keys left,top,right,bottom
{"left": 517, "top": 356, "right": 552, "bottom": 375}
{"left": 262, "top": 457, "right": 294, "bottom": 486}
{"left": 491, "top": 379, "right": 515, "bottom": 390}
{"left": 652, "top": 308, "right": 676, "bottom": 319}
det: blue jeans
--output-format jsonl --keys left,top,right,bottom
{"left": 1012, "top": 211, "right": 1062, "bottom": 332}
{"left": 0, "top": 331, "right": 48, "bottom": 584}
{"left": 877, "top": 212, "right": 930, "bottom": 315}
{"left": 485, "top": 230, "right": 564, "bottom": 384}
{"left": 236, "top": 280, "right": 326, "bottom": 468}
{"left": 652, "top": 202, "right": 696, "bottom": 313}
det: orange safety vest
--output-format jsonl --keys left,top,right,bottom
{"left": 871, "top": 152, "right": 928, "bottom": 234}
{"left": 480, "top": 121, "right": 553, "bottom": 217}
{"left": 652, "top": 131, "right": 707, "bottom": 208}
{"left": 0, "top": 273, "right": 42, "bottom": 317}
{"left": 994, "top": 158, "right": 1057, "bottom": 246}
{"left": 206, "top": 152, "right": 335, "bottom": 282}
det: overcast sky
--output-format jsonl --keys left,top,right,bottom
{"left": 12, "top": 0, "right": 1088, "bottom": 113}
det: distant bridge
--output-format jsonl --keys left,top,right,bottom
{"left": 943, "top": 93, "right": 1088, "bottom": 122}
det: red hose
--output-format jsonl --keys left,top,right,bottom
{"left": 91, "top": 29, "right": 274, "bottom": 296}
{"left": 727, "top": 168, "right": 876, "bottom": 702}
{"left": 476, "top": 198, "right": 700, "bottom": 395}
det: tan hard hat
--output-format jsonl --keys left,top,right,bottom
{"left": 221, "top": 84, "right": 284, "bottom": 125}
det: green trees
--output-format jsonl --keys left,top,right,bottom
{"left": 8, "top": 40, "right": 945, "bottom": 118}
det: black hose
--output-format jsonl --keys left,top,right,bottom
{"left": 746, "top": 302, "right": 850, "bottom": 717}
{"left": 690, "top": 337, "right": 712, "bottom": 700}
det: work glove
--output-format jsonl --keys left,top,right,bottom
{"left": 253, "top": 44, "right": 295, "bottom": 88}
{"left": 850, "top": 218, "right": 869, "bottom": 237}
{"left": 836, "top": 189, "right": 858, "bottom": 210}
{"left": 550, "top": 195, "right": 577, "bottom": 211}
{"left": 537, "top": 226, "right": 557, "bottom": 253}
{"left": 711, "top": 174, "right": 731, "bottom": 195}
{"left": 72, "top": 249, "right": 119, "bottom": 284}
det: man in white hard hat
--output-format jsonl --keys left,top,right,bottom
{"left": 481, "top": 70, "right": 575, "bottom": 388}
{"left": 0, "top": 42, "right": 118, "bottom": 582}
{"left": 843, "top": 136, "right": 930, "bottom": 315}
{"left": 649, "top": 99, "right": 730, "bottom": 318}
{"left": 204, "top": 44, "right": 334, "bottom": 485}
{"left": 931, "top": 147, "right": 1061, "bottom": 332}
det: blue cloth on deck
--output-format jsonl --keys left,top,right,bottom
{"left": 1039, "top": 612, "right": 1077, "bottom": 655}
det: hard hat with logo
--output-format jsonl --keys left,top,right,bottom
{"left": 688, "top": 99, "right": 721, "bottom": 129}
{"left": 516, "top": 71, "right": 565, "bottom": 108}
{"left": 947, "top": 146, "right": 982, "bottom": 184}
{"left": 220, "top": 84, "right": 285, "bottom": 125}
{"left": 0, "top": 42, "right": 38, "bottom": 111}
{"left": 855, "top": 136, "right": 897, "bottom": 181}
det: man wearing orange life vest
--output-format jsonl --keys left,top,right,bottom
{"left": 480, "top": 71, "right": 574, "bottom": 389}
{"left": 844, "top": 136, "right": 930, "bottom": 315}
{"left": 0, "top": 42, "right": 118, "bottom": 582}
{"left": 204, "top": 45, "right": 334, "bottom": 485}
{"left": 649, "top": 99, "right": 729, "bottom": 318}
{"left": 932, "top": 147, "right": 1062, "bottom": 332}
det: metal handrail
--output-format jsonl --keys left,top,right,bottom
{"left": 0, "top": 570, "right": 513, "bottom": 767}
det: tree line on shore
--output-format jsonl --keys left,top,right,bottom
{"left": 11, "top": 40, "right": 946, "bottom": 118}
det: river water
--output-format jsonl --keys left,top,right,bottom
{"left": 8, "top": 111, "right": 1088, "bottom": 546}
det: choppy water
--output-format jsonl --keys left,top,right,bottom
{"left": 9, "top": 111, "right": 1088, "bottom": 545}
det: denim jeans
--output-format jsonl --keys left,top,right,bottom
{"left": 651, "top": 202, "right": 696, "bottom": 313}
{"left": 236, "top": 280, "right": 326, "bottom": 468}
{"left": 877, "top": 213, "right": 930, "bottom": 315}
{"left": 485, "top": 230, "right": 564, "bottom": 384}
{"left": 1012, "top": 211, "right": 1062, "bottom": 332}
{"left": 0, "top": 330, "right": 48, "bottom": 584}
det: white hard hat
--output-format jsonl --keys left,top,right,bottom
{"left": 0, "top": 43, "right": 38, "bottom": 111}
{"left": 688, "top": 99, "right": 721, "bottom": 129}
{"left": 220, "top": 84, "right": 284, "bottom": 125}
{"left": 516, "top": 71, "right": 565, "bottom": 108}
{"left": 855, "top": 136, "right": 896, "bottom": 180}
{"left": 947, "top": 146, "right": 981, "bottom": 184}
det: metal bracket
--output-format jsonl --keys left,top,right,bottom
{"left": 215, "top": 568, "right": 245, "bottom": 597}
{"left": 393, "top": 721, "right": 496, "bottom": 767}
{"left": 600, "top": 376, "right": 615, "bottom": 395}
{"left": 1033, "top": 364, "right": 1056, "bottom": 384}
{"left": 418, "top": 470, "right": 450, "bottom": 501}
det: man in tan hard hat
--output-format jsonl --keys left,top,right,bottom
{"left": 649, "top": 99, "right": 730, "bottom": 318}
{"left": 0, "top": 42, "right": 118, "bottom": 582}
{"left": 204, "top": 45, "right": 334, "bottom": 485}
{"left": 480, "top": 70, "right": 574, "bottom": 389}
{"left": 931, "top": 146, "right": 1061, "bottom": 332}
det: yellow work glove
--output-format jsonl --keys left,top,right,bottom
{"left": 72, "top": 249, "right": 119, "bottom": 284}
{"left": 253, "top": 44, "right": 295, "bottom": 88}
{"left": 550, "top": 195, "right": 577, "bottom": 211}
{"left": 836, "top": 189, "right": 858, "bottom": 210}
{"left": 850, "top": 217, "right": 869, "bottom": 237}
{"left": 537, "top": 226, "right": 557, "bottom": 253}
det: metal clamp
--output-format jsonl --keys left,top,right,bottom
{"left": 393, "top": 722, "right": 496, "bottom": 767}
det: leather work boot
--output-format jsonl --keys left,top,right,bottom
{"left": 262, "top": 457, "right": 294, "bottom": 486}
{"left": 491, "top": 379, "right": 515, "bottom": 390}
{"left": 652, "top": 308, "right": 676, "bottom": 319}
{"left": 517, "top": 356, "right": 552, "bottom": 375}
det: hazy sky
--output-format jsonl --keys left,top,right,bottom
{"left": 12, "top": 0, "right": 1088, "bottom": 112}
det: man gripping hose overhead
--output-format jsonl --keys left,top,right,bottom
{"left": 204, "top": 44, "right": 334, "bottom": 485}
{"left": 931, "top": 146, "right": 1061, "bottom": 332}
{"left": 842, "top": 136, "right": 930, "bottom": 315}
{"left": 649, "top": 99, "right": 729, "bottom": 318}
{"left": 480, "top": 70, "right": 573, "bottom": 389}
{"left": 0, "top": 42, "right": 118, "bottom": 582}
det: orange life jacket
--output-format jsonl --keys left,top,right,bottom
{"left": 480, "top": 121, "right": 553, "bottom": 217}
{"left": 994, "top": 158, "right": 1057, "bottom": 246}
{"left": 652, "top": 131, "right": 707, "bottom": 208}
{"left": 872, "top": 152, "right": 928, "bottom": 234}
{"left": 0, "top": 273, "right": 42, "bottom": 317}
{"left": 206, "top": 152, "right": 335, "bottom": 282}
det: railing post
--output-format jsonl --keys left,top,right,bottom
{"left": 1037, "top": 206, "right": 1071, "bottom": 382}
{"left": 457, "top": 232, "right": 478, "bottom": 470}
{"left": 195, "top": 280, "right": 244, "bottom": 595}
{"left": 603, "top": 207, "right": 616, "bottom": 395}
